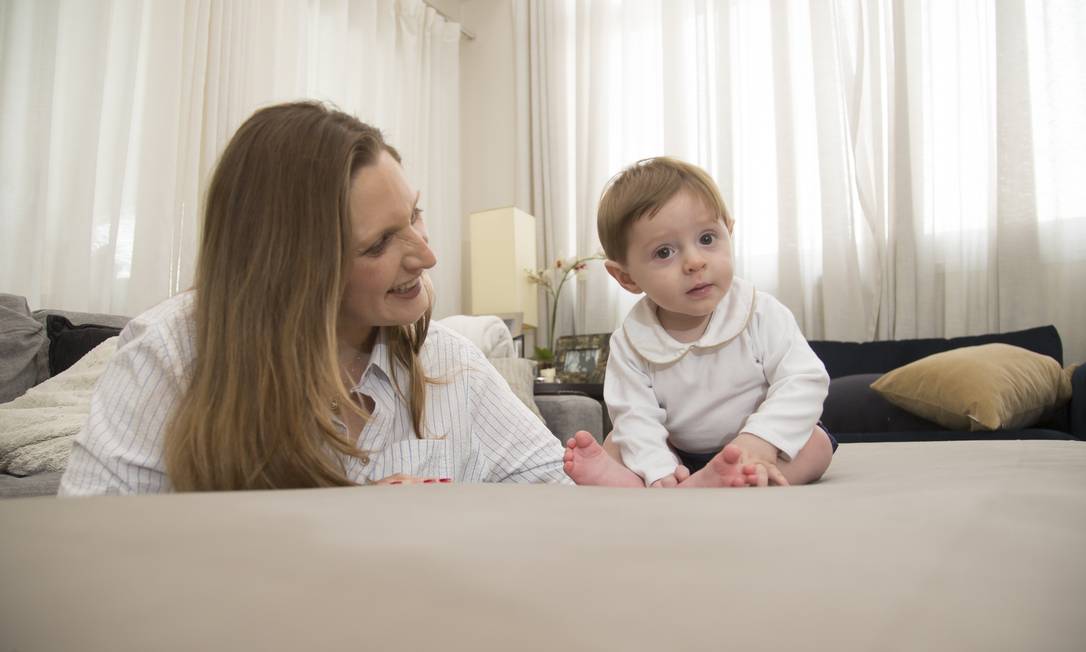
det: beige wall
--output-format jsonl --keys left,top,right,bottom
{"left": 424, "top": 0, "right": 463, "bottom": 23}
{"left": 460, "top": 0, "right": 516, "bottom": 214}
{"left": 426, "top": 0, "right": 521, "bottom": 315}
{"left": 458, "top": 0, "right": 519, "bottom": 313}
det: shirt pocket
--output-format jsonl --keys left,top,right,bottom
{"left": 370, "top": 439, "right": 453, "bottom": 481}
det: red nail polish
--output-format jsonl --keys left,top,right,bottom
{"left": 423, "top": 479, "right": 436, "bottom": 483}
{"left": 439, "top": 478, "right": 452, "bottom": 483}
{"left": 389, "top": 481, "right": 402, "bottom": 485}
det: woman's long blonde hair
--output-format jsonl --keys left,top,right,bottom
{"left": 165, "top": 102, "right": 431, "bottom": 491}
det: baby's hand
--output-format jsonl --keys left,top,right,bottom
{"left": 732, "top": 433, "right": 789, "bottom": 487}
{"left": 649, "top": 464, "right": 692, "bottom": 488}
{"left": 650, "top": 474, "right": 679, "bottom": 488}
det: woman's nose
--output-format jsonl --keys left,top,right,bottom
{"left": 406, "top": 230, "right": 437, "bottom": 270}
{"left": 412, "top": 217, "right": 430, "bottom": 244}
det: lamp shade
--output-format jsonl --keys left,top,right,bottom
{"left": 469, "top": 207, "right": 538, "bottom": 328}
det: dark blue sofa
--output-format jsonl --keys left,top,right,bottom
{"left": 811, "top": 325, "right": 1084, "bottom": 444}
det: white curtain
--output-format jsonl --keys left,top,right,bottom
{"left": 515, "top": 0, "right": 1086, "bottom": 364}
{"left": 0, "top": 0, "right": 463, "bottom": 319}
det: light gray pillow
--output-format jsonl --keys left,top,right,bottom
{"left": 488, "top": 357, "right": 543, "bottom": 421}
{"left": 436, "top": 315, "right": 516, "bottom": 358}
{"left": 0, "top": 294, "right": 47, "bottom": 404}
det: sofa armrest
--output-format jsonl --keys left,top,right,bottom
{"left": 1070, "top": 363, "right": 1086, "bottom": 440}
{"left": 536, "top": 394, "right": 604, "bottom": 444}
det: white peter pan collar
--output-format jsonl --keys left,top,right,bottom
{"left": 622, "top": 277, "right": 757, "bottom": 364}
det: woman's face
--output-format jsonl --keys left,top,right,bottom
{"left": 338, "top": 151, "right": 437, "bottom": 347}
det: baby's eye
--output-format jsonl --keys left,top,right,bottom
{"left": 699, "top": 233, "right": 716, "bottom": 245}
{"left": 653, "top": 246, "right": 674, "bottom": 260}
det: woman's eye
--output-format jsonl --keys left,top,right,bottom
{"left": 699, "top": 233, "right": 716, "bottom": 245}
{"left": 411, "top": 208, "right": 423, "bottom": 225}
{"left": 364, "top": 236, "right": 390, "bottom": 256}
{"left": 653, "top": 247, "right": 674, "bottom": 260}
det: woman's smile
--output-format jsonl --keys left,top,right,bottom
{"left": 389, "top": 277, "right": 422, "bottom": 297}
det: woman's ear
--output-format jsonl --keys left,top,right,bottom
{"left": 604, "top": 260, "right": 642, "bottom": 294}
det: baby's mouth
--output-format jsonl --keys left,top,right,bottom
{"left": 687, "top": 282, "right": 712, "bottom": 295}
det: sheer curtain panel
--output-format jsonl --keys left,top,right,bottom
{"left": 516, "top": 0, "right": 1086, "bottom": 363}
{"left": 0, "top": 0, "right": 462, "bottom": 319}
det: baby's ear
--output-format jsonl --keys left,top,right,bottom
{"left": 604, "top": 260, "right": 642, "bottom": 294}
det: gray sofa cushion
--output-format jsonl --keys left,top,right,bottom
{"left": 0, "top": 471, "right": 62, "bottom": 498}
{"left": 536, "top": 394, "right": 604, "bottom": 443}
{"left": 0, "top": 294, "right": 48, "bottom": 403}
{"left": 31, "top": 308, "right": 132, "bottom": 331}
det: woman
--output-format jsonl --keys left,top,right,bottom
{"left": 60, "top": 102, "right": 569, "bottom": 494}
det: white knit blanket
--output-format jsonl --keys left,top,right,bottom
{"left": 0, "top": 338, "right": 117, "bottom": 476}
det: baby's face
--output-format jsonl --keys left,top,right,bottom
{"left": 609, "top": 189, "right": 734, "bottom": 334}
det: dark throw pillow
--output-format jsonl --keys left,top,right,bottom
{"left": 46, "top": 315, "right": 123, "bottom": 377}
{"left": 820, "top": 373, "right": 945, "bottom": 435}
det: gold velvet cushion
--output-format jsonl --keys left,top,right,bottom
{"left": 869, "top": 343, "right": 1072, "bottom": 431}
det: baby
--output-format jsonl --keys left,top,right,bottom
{"left": 565, "top": 157, "right": 835, "bottom": 488}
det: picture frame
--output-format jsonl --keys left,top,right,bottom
{"left": 555, "top": 334, "right": 610, "bottom": 383}
{"left": 512, "top": 334, "right": 525, "bottom": 357}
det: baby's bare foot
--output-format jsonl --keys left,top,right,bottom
{"left": 563, "top": 431, "right": 644, "bottom": 487}
{"left": 678, "top": 444, "right": 749, "bottom": 488}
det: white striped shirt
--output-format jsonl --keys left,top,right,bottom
{"left": 59, "top": 292, "right": 570, "bottom": 495}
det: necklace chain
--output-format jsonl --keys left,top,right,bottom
{"left": 343, "top": 349, "right": 365, "bottom": 378}
{"left": 333, "top": 348, "right": 366, "bottom": 413}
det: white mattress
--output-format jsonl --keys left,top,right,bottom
{"left": 2, "top": 440, "right": 1085, "bottom": 651}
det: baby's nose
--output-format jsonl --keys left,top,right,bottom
{"left": 684, "top": 254, "right": 706, "bottom": 272}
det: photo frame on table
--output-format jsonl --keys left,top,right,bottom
{"left": 555, "top": 334, "right": 610, "bottom": 383}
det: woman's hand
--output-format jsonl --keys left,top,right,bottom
{"left": 373, "top": 473, "right": 452, "bottom": 485}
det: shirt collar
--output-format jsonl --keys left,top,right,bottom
{"left": 356, "top": 328, "right": 396, "bottom": 389}
{"left": 622, "top": 276, "right": 756, "bottom": 364}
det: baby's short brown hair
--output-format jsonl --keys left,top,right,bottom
{"left": 597, "top": 157, "right": 733, "bottom": 264}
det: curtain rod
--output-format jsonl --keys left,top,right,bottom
{"left": 422, "top": 1, "right": 476, "bottom": 40}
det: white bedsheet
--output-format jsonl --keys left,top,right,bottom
{"left": 1, "top": 440, "right": 1084, "bottom": 651}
